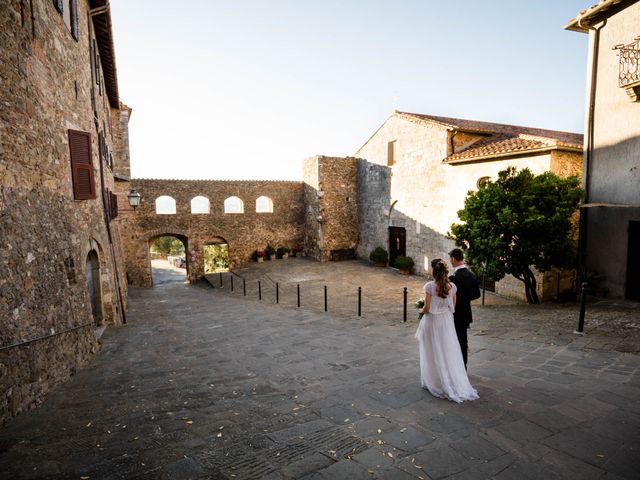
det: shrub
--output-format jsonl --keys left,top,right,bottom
{"left": 394, "top": 255, "right": 414, "bottom": 270}
{"left": 265, "top": 244, "right": 276, "bottom": 257}
{"left": 276, "top": 246, "right": 290, "bottom": 258}
{"left": 369, "top": 247, "right": 388, "bottom": 264}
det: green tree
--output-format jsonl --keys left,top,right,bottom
{"left": 448, "top": 167, "right": 582, "bottom": 304}
{"left": 150, "top": 236, "right": 185, "bottom": 256}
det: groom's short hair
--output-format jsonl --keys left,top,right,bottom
{"left": 448, "top": 248, "right": 464, "bottom": 262}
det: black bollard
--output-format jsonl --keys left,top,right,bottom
{"left": 219, "top": 272, "right": 222, "bottom": 287}
{"left": 358, "top": 287, "right": 361, "bottom": 317}
{"left": 297, "top": 284, "right": 300, "bottom": 308}
{"left": 276, "top": 282, "right": 279, "bottom": 304}
{"left": 324, "top": 285, "right": 327, "bottom": 312}
{"left": 403, "top": 287, "right": 407, "bottom": 322}
{"left": 258, "top": 281, "right": 262, "bottom": 301}
{"left": 243, "top": 278, "right": 246, "bottom": 296}
{"left": 230, "top": 275, "right": 234, "bottom": 292}
{"left": 575, "top": 281, "right": 588, "bottom": 335}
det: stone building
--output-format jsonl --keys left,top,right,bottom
{"left": 354, "top": 111, "right": 583, "bottom": 301}
{"left": 0, "top": 0, "right": 131, "bottom": 424}
{"left": 566, "top": 0, "right": 640, "bottom": 300}
{"left": 117, "top": 179, "right": 306, "bottom": 286}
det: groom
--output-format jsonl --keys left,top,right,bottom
{"left": 448, "top": 248, "right": 481, "bottom": 368}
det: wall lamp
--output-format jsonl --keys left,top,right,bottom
{"left": 127, "top": 189, "right": 141, "bottom": 210}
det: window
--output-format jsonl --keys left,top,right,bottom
{"left": 191, "top": 196, "right": 210, "bottom": 214}
{"left": 477, "top": 176, "right": 491, "bottom": 188}
{"left": 387, "top": 140, "right": 396, "bottom": 166}
{"left": 224, "top": 196, "right": 244, "bottom": 214}
{"left": 256, "top": 196, "right": 273, "bottom": 213}
{"left": 68, "top": 129, "right": 95, "bottom": 200}
{"left": 53, "top": 0, "right": 78, "bottom": 41}
{"left": 155, "top": 196, "right": 176, "bottom": 214}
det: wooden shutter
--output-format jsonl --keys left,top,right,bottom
{"left": 68, "top": 130, "right": 96, "bottom": 200}
{"left": 110, "top": 192, "right": 118, "bottom": 219}
{"left": 53, "top": 0, "right": 64, "bottom": 13}
{"left": 70, "top": 0, "right": 79, "bottom": 41}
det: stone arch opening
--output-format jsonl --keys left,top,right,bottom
{"left": 256, "top": 196, "right": 273, "bottom": 213}
{"left": 191, "top": 196, "right": 210, "bottom": 214}
{"left": 148, "top": 233, "right": 188, "bottom": 286}
{"left": 203, "top": 236, "right": 229, "bottom": 273}
{"left": 85, "top": 249, "right": 102, "bottom": 326}
{"left": 224, "top": 196, "right": 244, "bottom": 214}
{"left": 155, "top": 195, "right": 177, "bottom": 214}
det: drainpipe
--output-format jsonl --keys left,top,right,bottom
{"left": 577, "top": 18, "right": 606, "bottom": 278}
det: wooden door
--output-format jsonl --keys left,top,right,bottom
{"left": 389, "top": 227, "right": 406, "bottom": 268}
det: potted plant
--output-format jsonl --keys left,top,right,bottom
{"left": 369, "top": 247, "right": 388, "bottom": 267}
{"left": 256, "top": 249, "right": 266, "bottom": 263}
{"left": 292, "top": 245, "right": 304, "bottom": 257}
{"left": 265, "top": 244, "right": 276, "bottom": 260}
{"left": 394, "top": 255, "right": 414, "bottom": 275}
{"left": 276, "top": 246, "right": 290, "bottom": 259}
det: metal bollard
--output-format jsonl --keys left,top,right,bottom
{"left": 258, "top": 281, "right": 262, "bottom": 301}
{"left": 243, "top": 278, "right": 246, "bottom": 296}
{"left": 575, "top": 281, "right": 588, "bottom": 335}
{"left": 358, "top": 287, "right": 361, "bottom": 317}
{"left": 403, "top": 287, "right": 407, "bottom": 322}
{"left": 219, "top": 272, "right": 222, "bottom": 287}
{"left": 276, "top": 282, "right": 279, "bottom": 304}
{"left": 297, "top": 284, "right": 300, "bottom": 308}
{"left": 324, "top": 285, "right": 327, "bottom": 312}
{"left": 230, "top": 275, "right": 234, "bottom": 292}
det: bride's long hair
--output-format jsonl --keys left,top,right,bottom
{"left": 432, "top": 261, "right": 451, "bottom": 299}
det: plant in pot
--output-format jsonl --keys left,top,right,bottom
{"left": 292, "top": 245, "right": 304, "bottom": 257}
{"left": 369, "top": 247, "right": 388, "bottom": 267}
{"left": 256, "top": 249, "right": 266, "bottom": 263}
{"left": 265, "top": 244, "right": 276, "bottom": 260}
{"left": 394, "top": 255, "right": 414, "bottom": 274}
{"left": 276, "top": 246, "right": 290, "bottom": 259}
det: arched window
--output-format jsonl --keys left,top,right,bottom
{"left": 477, "top": 176, "right": 491, "bottom": 189}
{"left": 190, "top": 196, "right": 210, "bottom": 214}
{"left": 256, "top": 196, "right": 273, "bottom": 213}
{"left": 155, "top": 195, "right": 176, "bottom": 214}
{"left": 224, "top": 196, "right": 244, "bottom": 214}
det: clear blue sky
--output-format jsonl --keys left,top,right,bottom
{"left": 110, "top": 0, "right": 591, "bottom": 180}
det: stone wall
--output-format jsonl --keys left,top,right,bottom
{"left": 0, "top": 1, "right": 130, "bottom": 425}
{"left": 118, "top": 179, "right": 305, "bottom": 287}
{"left": 303, "top": 156, "right": 359, "bottom": 262}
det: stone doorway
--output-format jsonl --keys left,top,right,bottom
{"left": 388, "top": 226, "right": 406, "bottom": 268}
{"left": 85, "top": 250, "right": 102, "bottom": 326}
{"left": 148, "top": 234, "right": 188, "bottom": 286}
{"left": 204, "top": 237, "right": 229, "bottom": 274}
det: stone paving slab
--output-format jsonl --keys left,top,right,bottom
{"left": 0, "top": 260, "right": 639, "bottom": 479}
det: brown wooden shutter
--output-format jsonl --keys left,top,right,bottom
{"left": 110, "top": 192, "right": 118, "bottom": 219}
{"left": 68, "top": 130, "right": 96, "bottom": 200}
{"left": 70, "top": 0, "right": 79, "bottom": 41}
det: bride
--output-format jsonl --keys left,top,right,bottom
{"left": 415, "top": 259, "right": 479, "bottom": 403}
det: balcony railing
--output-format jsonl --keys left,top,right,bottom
{"left": 615, "top": 36, "right": 640, "bottom": 101}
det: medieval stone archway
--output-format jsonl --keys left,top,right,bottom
{"left": 147, "top": 231, "right": 189, "bottom": 287}
{"left": 203, "top": 236, "right": 230, "bottom": 274}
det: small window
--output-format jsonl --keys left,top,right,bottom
{"left": 224, "top": 196, "right": 244, "bottom": 214}
{"left": 68, "top": 129, "right": 96, "bottom": 200}
{"left": 477, "top": 176, "right": 491, "bottom": 188}
{"left": 387, "top": 140, "right": 396, "bottom": 166}
{"left": 155, "top": 196, "right": 176, "bottom": 214}
{"left": 191, "top": 196, "right": 210, "bottom": 214}
{"left": 256, "top": 196, "right": 273, "bottom": 213}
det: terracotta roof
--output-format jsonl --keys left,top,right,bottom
{"left": 565, "top": 0, "right": 637, "bottom": 32}
{"left": 90, "top": 0, "right": 119, "bottom": 107}
{"left": 394, "top": 111, "right": 583, "bottom": 163}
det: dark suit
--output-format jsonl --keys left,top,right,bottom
{"left": 449, "top": 266, "right": 481, "bottom": 367}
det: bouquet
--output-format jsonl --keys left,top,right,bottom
{"left": 415, "top": 298, "right": 425, "bottom": 319}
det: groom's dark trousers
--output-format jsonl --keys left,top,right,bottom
{"left": 450, "top": 267, "right": 481, "bottom": 367}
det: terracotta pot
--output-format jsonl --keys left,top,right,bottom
{"left": 257, "top": 256, "right": 264, "bottom": 263}
{"left": 375, "top": 261, "right": 386, "bottom": 267}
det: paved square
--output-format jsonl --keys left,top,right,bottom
{"left": 0, "top": 259, "right": 638, "bottom": 479}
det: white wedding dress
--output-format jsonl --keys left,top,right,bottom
{"left": 415, "top": 281, "right": 479, "bottom": 403}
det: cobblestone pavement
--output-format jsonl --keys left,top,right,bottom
{"left": 1, "top": 259, "right": 639, "bottom": 479}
